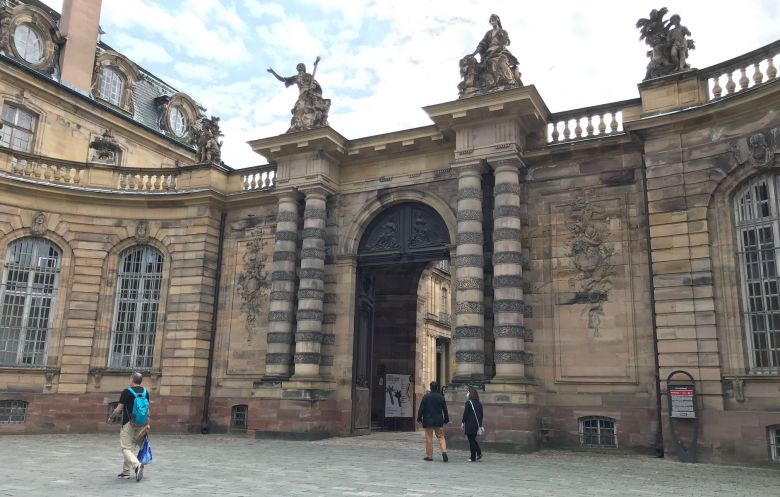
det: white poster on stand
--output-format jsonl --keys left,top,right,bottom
{"left": 384, "top": 374, "right": 413, "bottom": 418}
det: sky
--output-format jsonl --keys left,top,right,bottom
{"left": 39, "top": 0, "right": 780, "bottom": 169}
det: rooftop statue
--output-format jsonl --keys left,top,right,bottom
{"left": 636, "top": 8, "right": 695, "bottom": 80}
{"left": 458, "top": 14, "right": 523, "bottom": 98}
{"left": 191, "top": 116, "right": 223, "bottom": 164}
{"left": 267, "top": 57, "right": 331, "bottom": 133}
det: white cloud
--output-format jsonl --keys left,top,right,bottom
{"left": 242, "top": 0, "right": 286, "bottom": 19}
{"left": 110, "top": 33, "right": 174, "bottom": 65}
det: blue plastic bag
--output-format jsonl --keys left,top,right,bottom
{"left": 137, "top": 435, "right": 153, "bottom": 465}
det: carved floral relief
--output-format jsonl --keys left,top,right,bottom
{"left": 566, "top": 190, "right": 616, "bottom": 337}
{"left": 237, "top": 229, "right": 270, "bottom": 329}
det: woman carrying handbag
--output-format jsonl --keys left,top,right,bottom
{"left": 460, "top": 387, "right": 484, "bottom": 462}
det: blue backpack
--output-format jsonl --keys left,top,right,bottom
{"left": 129, "top": 387, "right": 149, "bottom": 425}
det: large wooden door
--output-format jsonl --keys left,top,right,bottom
{"left": 351, "top": 272, "right": 374, "bottom": 435}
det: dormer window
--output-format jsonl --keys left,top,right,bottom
{"left": 13, "top": 24, "right": 44, "bottom": 64}
{"left": 99, "top": 67, "right": 125, "bottom": 107}
{"left": 169, "top": 106, "right": 188, "bottom": 137}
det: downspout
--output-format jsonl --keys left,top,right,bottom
{"left": 640, "top": 152, "right": 665, "bottom": 457}
{"left": 201, "top": 211, "right": 227, "bottom": 434}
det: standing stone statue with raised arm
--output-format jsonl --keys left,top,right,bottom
{"left": 267, "top": 57, "right": 331, "bottom": 133}
{"left": 458, "top": 14, "right": 523, "bottom": 98}
{"left": 636, "top": 8, "right": 695, "bottom": 80}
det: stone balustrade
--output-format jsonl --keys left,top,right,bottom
{"left": 0, "top": 146, "right": 277, "bottom": 195}
{"left": 547, "top": 100, "right": 637, "bottom": 144}
{"left": 702, "top": 40, "right": 779, "bottom": 100}
{"left": 240, "top": 166, "right": 276, "bottom": 191}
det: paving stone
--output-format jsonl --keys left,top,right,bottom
{"left": 0, "top": 432, "right": 778, "bottom": 497}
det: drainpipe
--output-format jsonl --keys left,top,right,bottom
{"left": 201, "top": 211, "right": 227, "bottom": 434}
{"left": 640, "top": 152, "right": 665, "bottom": 457}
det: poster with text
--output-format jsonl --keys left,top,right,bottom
{"left": 384, "top": 374, "right": 413, "bottom": 418}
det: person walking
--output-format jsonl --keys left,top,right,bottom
{"left": 108, "top": 372, "right": 150, "bottom": 481}
{"left": 461, "top": 387, "right": 483, "bottom": 462}
{"left": 416, "top": 381, "right": 449, "bottom": 462}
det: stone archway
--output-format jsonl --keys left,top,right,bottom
{"left": 352, "top": 202, "right": 451, "bottom": 434}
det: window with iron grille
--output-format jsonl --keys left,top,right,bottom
{"left": 0, "top": 238, "right": 61, "bottom": 366}
{"left": 579, "top": 416, "right": 617, "bottom": 448}
{"left": 99, "top": 67, "right": 125, "bottom": 107}
{"left": 0, "top": 103, "right": 36, "bottom": 152}
{"left": 231, "top": 405, "right": 248, "bottom": 430}
{"left": 770, "top": 426, "right": 780, "bottom": 462}
{"left": 0, "top": 400, "right": 28, "bottom": 423}
{"left": 107, "top": 402, "right": 121, "bottom": 424}
{"left": 108, "top": 246, "right": 164, "bottom": 369}
{"left": 735, "top": 176, "right": 780, "bottom": 373}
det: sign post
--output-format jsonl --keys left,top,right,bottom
{"left": 666, "top": 370, "right": 698, "bottom": 462}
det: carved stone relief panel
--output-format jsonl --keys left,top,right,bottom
{"left": 549, "top": 192, "right": 639, "bottom": 384}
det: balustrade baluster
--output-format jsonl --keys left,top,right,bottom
{"left": 563, "top": 120, "right": 572, "bottom": 140}
{"left": 586, "top": 115, "right": 594, "bottom": 137}
{"left": 250, "top": 174, "right": 258, "bottom": 189}
{"left": 726, "top": 71, "right": 736, "bottom": 94}
{"left": 767, "top": 56, "right": 777, "bottom": 80}
{"left": 153, "top": 175, "right": 161, "bottom": 190}
{"left": 242, "top": 175, "right": 249, "bottom": 190}
{"left": 170, "top": 175, "right": 177, "bottom": 190}
{"left": 738, "top": 67, "right": 750, "bottom": 90}
{"left": 574, "top": 118, "right": 583, "bottom": 138}
{"left": 597, "top": 114, "right": 607, "bottom": 135}
{"left": 712, "top": 75, "right": 723, "bottom": 98}
{"left": 43, "top": 164, "right": 52, "bottom": 180}
{"left": 62, "top": 167, "right": 71, "bottom": 183}
{"left": 73, "top": 169, "right": 81, "bottom": 184}
{"left": 145, "top": 175, "right": 153, "bottom": 190}
{"left": 551, "top": 122, "right": 560, "bottom": 142}
{"left": 610, "top": 113, "right": 619, "bottom": 133}
{"left": 753, "top": 62, "right": 764, "bottom": 85}
{"left": 53, "top": 165, "right": 61, "bottom": 181}
{"left": 10, "top": 157, "right": 17, "bottom": 174}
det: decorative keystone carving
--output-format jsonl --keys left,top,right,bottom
{"left": 748, "top": 132, "right": 775, "bottom": 168}
{"left": 31, "top": 211, "right": 47, "bottom": 236}
{"left": 134, "top": 220, "right": 150, "bottom": 244}
{"left": 237, "top": 229, "right": 270, "bottom": 329}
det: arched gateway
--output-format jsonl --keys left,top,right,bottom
{"left": 352, "top": 202, "right": 451, "bottom": 434}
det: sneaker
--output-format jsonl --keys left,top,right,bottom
{"left": 135, "top": 464, "right": 144, "bottom": 482}
{"left": 442, "top": 453, "right": 448, "bottom": 462}
{"left": 423, "top": 457, "right": 433, "bottom": 461}
{"left": 117, "top": 473, "right": 131, "bottom": 479}
{"left": 467, "top": 458, "right": 475, "bottom": 462}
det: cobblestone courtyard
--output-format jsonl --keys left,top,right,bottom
{"left": 1, "top": 432, "right": 778, "bottom": 497}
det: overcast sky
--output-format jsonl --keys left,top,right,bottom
{"left": 40, "top": 0, "right": 780, "bottom": 168}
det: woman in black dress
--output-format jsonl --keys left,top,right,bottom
{"left": 461, "top": 387, "right": 484, "bottom": 462}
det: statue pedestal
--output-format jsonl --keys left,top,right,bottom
{"left": 638, "top": 70, "right": 706, "bottom": 116}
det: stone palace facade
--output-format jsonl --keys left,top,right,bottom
{"left": 1, "top": 0, "right": 779, "bottom": 465}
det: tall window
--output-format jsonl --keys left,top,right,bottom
{"left": 735, "top": 176, "right": 780, "bottom": 373}
{"left": 0, "top": 103, "right": 36, "bottom": 152}
{"left": 0, "top": 238, "right": 61, "bottom": 366}
{"left": 579, "top": 416, "right": 617, "bottom": 448}
{"left": 109, "top": 246, "right": 164, "bottom": 369}
{"left": 99, "top": 67, "right": 125, "bottom": 107}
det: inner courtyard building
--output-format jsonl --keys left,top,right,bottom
{"left": 0, "top": 0, "right": 779, "bottom": 466}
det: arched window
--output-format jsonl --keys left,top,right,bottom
{"left": 98, "top": 67, "right": 125, "bottom": 107}
{"left": 108, "top": 246, "right": 164, "bottom": 369}
{"left": 578, "top": 416, "right": 617, "bottom": 448}
{"left": 0, "top": 238, "right": 61, "bottom": 366}
{"left": 735, "top": 176, "right": 780, "bottom": 373}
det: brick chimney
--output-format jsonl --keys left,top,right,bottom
{"left": 58, "top": 0, "right": 103, "bottom": 93}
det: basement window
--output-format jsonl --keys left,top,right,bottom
{"left": 231, "top": 404, "right": 248, "bottom": 430}
{"left": 0, "top": 400, "right": 28, "bottom": 424}
{"left": 579, "top": 416, "right": 617, "bottom": 448}
{"left": 770, "top": 426, "right": 780, "bottom": 462}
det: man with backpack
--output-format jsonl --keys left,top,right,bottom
{"left": 108, "top": 372, "right": 150, "bottom": 481}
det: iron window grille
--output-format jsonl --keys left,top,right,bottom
{"left": 0, "top": 400, "right": 28, "bottom": 423}
{"left": 579, "top": 416, "right": 617, "bottom": 448}
{"left": 0, "top": 238, "right": 61, "bottom": 366}
{"left": 108, "top": 246, "right": 164, "bottom": 370}
{"left": 0, "top": 103, "right": 36, "bottom": 152}
{"left": 770, "top": 426, "right": 780, "bottom": 462}
{"left": 107, "top": 402, "right": 121, "bottom": 424}
{"left": 735, "top": 176, "right": 780, "bottom": 374}
{"left": 231, "top": 405, "right": 248, "bottom": 430}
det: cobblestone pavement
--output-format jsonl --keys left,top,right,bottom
{"left": 1, "top": 431, "right": 778, "bottom": 497}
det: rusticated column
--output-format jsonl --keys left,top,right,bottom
{"left": 265, "top": 190, "right": 300, "bottom": 378}
{"left": 453, "top": 165, "right": 485, "bottom": 381}
{"left": 292, "top": 187, "right": 328, "bottom": 378}
{"left": 491, "top": 159, "right": 528, "bottom": 380}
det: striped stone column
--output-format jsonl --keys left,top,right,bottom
{"left": 453, "top": 165, "right": 486, "bottom": 381}
{"left": 293, "top": 188, "right": 328, "bottom": 378}
{"left": 492, "top": 159, "right": 527, "bottom": 380}
{"left": 265, "top": 190, "right": 300, "bottom": 378}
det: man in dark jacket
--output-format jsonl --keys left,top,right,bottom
{"left": 416, "top": 381, "right": 449, "bottom": 462}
